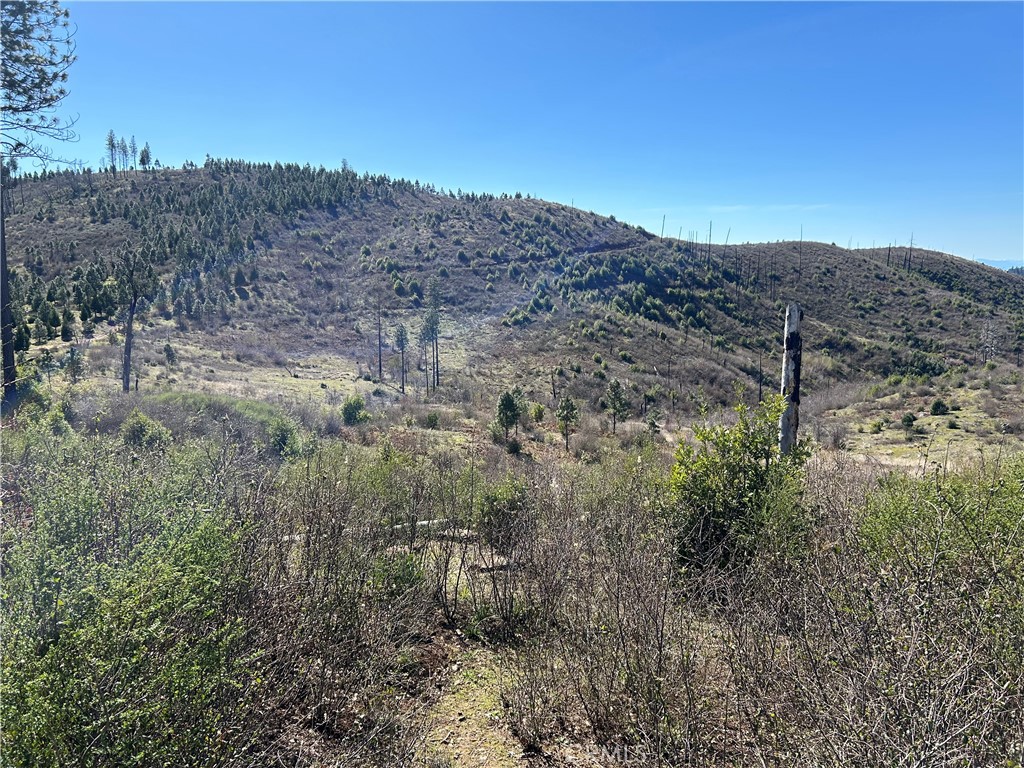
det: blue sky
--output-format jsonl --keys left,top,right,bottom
{"left": 38, "top": 2, "right": 1024, "bottom": 267}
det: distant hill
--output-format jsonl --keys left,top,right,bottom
{"left": 5, "top": 159, "right": 1023, "bottom": 410}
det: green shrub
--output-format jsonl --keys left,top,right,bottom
{"left": 120, "top": 409, "right": 171, "bottom": 449}
{"left": 1, "top": 438, "right": 256, "bottom": 767}
{"left": 670, "top": 396, "right": 809, "bottom": 568}
{"left": 478, "top": 473, "right": 532, "bottom": 557}
{"left": 267, "top": 414, "right": 301, "bottom": 456}
{"left": 341, "top": 394, "right": 370, "bottom": 426}
{"left": 861, "top": 455, "right": 1024, "bottom": 579}
{"left": 530, "top": 402, "right": 545, "bottom": 424}
{"left": 371, "top": 552, "right": 424, "bottom": 601}
{"left": 930, "top": 398, "right": 950, "bottom": 416}
{"left": 44, "top": 403, "right": 70, "bottom": 436}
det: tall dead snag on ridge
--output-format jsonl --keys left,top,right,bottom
{"left": 779, "top": 303, "right": 802, "bottom": 455}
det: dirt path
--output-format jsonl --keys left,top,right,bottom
{"left": 422, "top": 645, "right": 525, "bottom": 767}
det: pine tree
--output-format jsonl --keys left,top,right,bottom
{"left": 1, "top": 0, "right": 77, "bottom": 408}
{"left": 373, "top": 290, "right": 386, "bottom": 382}
{"left": 496, "top": 390, "right": 520, "bottom": 442}
{"left": 604, "top": 378, "right": 630, "bottom": 434}
{"left": 426, "top": 276, "right": 442, "bottom": 386}
{"left": 106, "top": 130, "right": 117, "bottom": 174}
{"left": 114, "top": 242, "right": 157, "bottom": 392}
{"left": 138, "top": 142, "right": 151, "bottom": 172}
{"left": 556, "top": 396, "right": 580, "bottom": 452}
{"left": 511, "top": 385, "right": 526, "bottom": 436}
{"left": 418, "top": 316, "right": 436, "bottom": 393}
{"left": 118, "top": 137, "right": 129, "bottom": 175}
{"left": 64, "top": 345, "right": 83, "bottom": 383}
{"left": 421, "top": 309, "right": 439, "bottom": 392}
{"left": 59, "top": 303, "right": 74, "bottom": 341}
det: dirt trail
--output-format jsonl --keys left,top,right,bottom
{"left": 422, "top": 646, "right": 524, "bottom": 767}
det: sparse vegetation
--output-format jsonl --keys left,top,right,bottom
{"left": 9, "top": 379, "right": 1023, "bottom": 767}
{"left": 2, "top": 152, "right": 1022, "bottom": 768}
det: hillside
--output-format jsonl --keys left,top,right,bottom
{"left": 3, "top": 160, "right": 1023, "bottom": 768}
{"left": 4, "top": 159, "right": 1023, "bottom": 419}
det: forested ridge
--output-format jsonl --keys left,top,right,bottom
{"left": 5, "top": 158, "right": 1023, "bottom": 410}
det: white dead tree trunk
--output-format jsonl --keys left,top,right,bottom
{"left": 779, "top": 303, "right": 803, "bottom": 455}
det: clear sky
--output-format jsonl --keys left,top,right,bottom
{"left": 35, "top": 1, "right": 1024, "bottom": 267}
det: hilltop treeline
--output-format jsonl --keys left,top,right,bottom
{"left": 5, "top": 159, "right": 1023, "bottom": 408}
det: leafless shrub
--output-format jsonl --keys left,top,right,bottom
{"left": 1001, "top": 416, "right": 1023, "bottom": 435}
{"left": 502, "top": 637, "right": 570, "bottom": 750}
{"left": 803, "top": 380, "right": 865, "bottom": 420}
{"left": 719, "top": 454, "right": 1024, "bottom": 766}
{"left": 502, "top": 459, "right": 719, "bottom": 764}
{"left": 426, "top": 450, "right": 478, "bottom": 625}
{"left": 86, "top": 341, "right": 122, "bottom": 379}
{"left": 232, "top": 341, "right": 287, "bottom": 367}
{"left": 236, "top": 445, "right": 437, "bottom": 763}
{"left": 980, "top": 396, "right": 1000, "bottom": 418}
{"left": 812, "top": 420, "right": 849, "bottom": 450}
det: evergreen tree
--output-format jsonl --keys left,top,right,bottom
{"left": 1, "top": 0, "right": 77, "bottom": 408}
{"left": 420, "top": 309, "right": 439, "bottom": 392}
{"left": 38, "top": 348, "right": 56, "bottom": 385}
{"left": 556, "top": 395, "right": 580, "bottom": 452}
{"left": 14, "top": 322, "right": 30, "bottom": 352}
{"left": 418, "top": 316, "right": 435, "bottom": 392}
{"left": 372, "top": 289, "right": 386, "bottom": 382}
{"left": 426, "top": 276, "right": 442, "bottom": 386}
{"left": 114, "top": 242, "right": 157, "bottom": 393}
{"left": 510, "top": 385, "right": 527, "bottom": 435}
{"left": 59, "top": 303, "right": 74, "bottom": 341}
{"left": 31, "top": 317, "right": 48, "bottom": 345}
{"left": 496, "top": 390, "right": 520, "bottom": 442}
{"left": 63, "top": 345, "right": 83, "bottom": 383}
{"left": 604, "top": 378, "right": 630, "bottom": 434}
{"left": 138, "top": 142, "right": 151, "bottom": 172}
{"left": 118, "top": 137, "right": 129, "bottom": 175}
{"left": 105, "top": 130, "right": 117, "bottom": 174}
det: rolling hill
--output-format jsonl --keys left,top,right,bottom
{"left": 3, "top": 159, "right": 1023, "bottom": 768}
{"left": 4, "top": 159, "right": 1023, "bottom": 417}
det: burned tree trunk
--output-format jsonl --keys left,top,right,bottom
{"left": 779, "top": 303, "right": 802, "bottom": 455}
